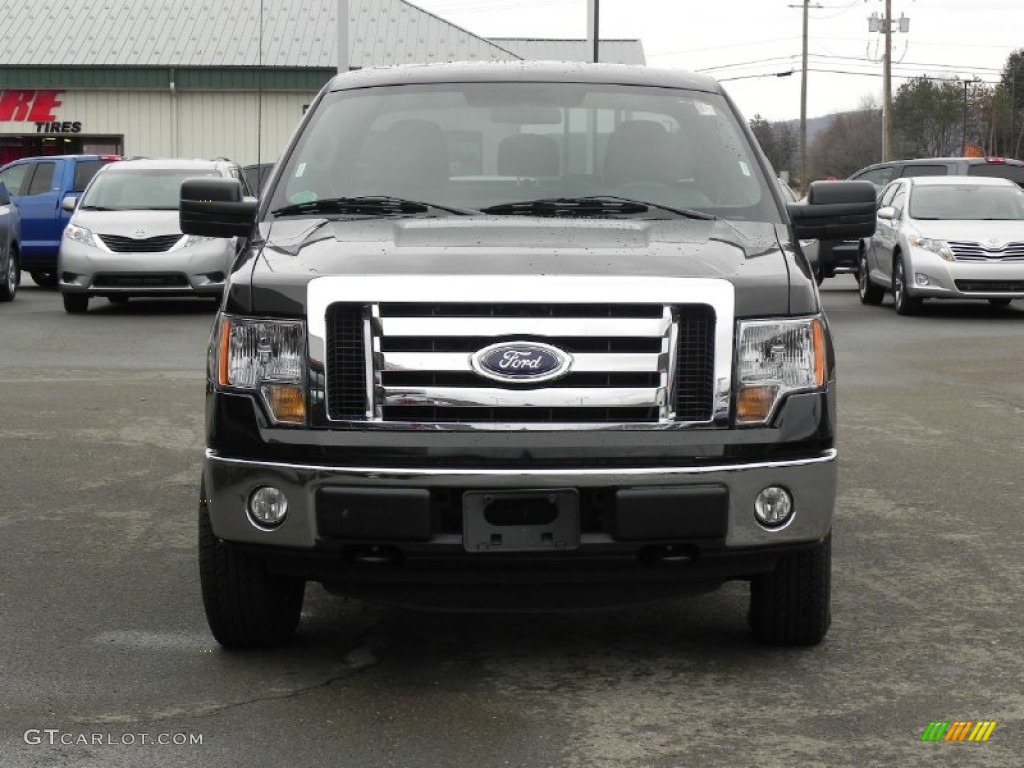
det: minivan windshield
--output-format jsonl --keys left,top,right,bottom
{"left": 81, "top": 168, "right": 218, "bottom": 211}
{"left": 268, "top": 82, "right": 779, "bottom": 222}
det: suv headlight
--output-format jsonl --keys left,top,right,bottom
{"left": 210, "top": 315, "right": 307, "bottom": 425}
{"left": 184, "top": 234, "right": 216, "bottom": 248}
{"left": 64, "top": 223, "right": 97, "bottom": 247}
{"left": 735, "top": 316, "right": 827, "bottom": 425}
{"left": 908, "top": 235, "right": 954, "bottom": 261}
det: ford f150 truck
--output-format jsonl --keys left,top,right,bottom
{"left": 180, "top": 62, "right": 875, "bottom": 649}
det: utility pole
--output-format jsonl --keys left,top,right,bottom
{"left": 587, "top": 0, "right": 599, "bottom": 63}
{"left": 882, "top": 0, "right": 892, "bottom": 160}
{"left": 800, "top": 0, "right": 808, "bottom": 190}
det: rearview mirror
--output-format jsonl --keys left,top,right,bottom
{"left": 876, "top": 206, "right": 896, "bottom": 221}
{"left": 61, "top": 195, "right": 78, "bottom": 212}
{"left": 180, "top": 177, "right": 256, "bottom": 238}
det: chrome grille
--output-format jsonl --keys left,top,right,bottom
{"left": 99, "top": 234, "right": 183, "bottom": 253}
{"left": 949, "top": 240, "right": 1024, "bottom": 262}
{"left": 309, "top": 275, "right": 736, "bottom": 430}
{"left": 325, "top": 302, "right": 716, "bottom": 425}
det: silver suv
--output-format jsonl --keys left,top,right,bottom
{"left": 58, "top": 158, "right": 249, "bottom": 313}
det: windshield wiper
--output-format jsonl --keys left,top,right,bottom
{"left": 479, "top": 196, "right": 716, "bottom": 220}
{"left": 271, "top": 196, "right": 476, "bottom": 217}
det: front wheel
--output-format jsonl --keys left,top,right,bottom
{"left": 199, "top": 493, "right": 305, "bottom": 648}
{"left": 0, "top": 247, "right": 18, "bottom": 302}
{"left": 892, "top": 256, "right": 921, "bottom": 315}
{"left": 62, "top": 293, "right": 88, "bottom": 313}
{"left": 749, "top": 535, "right": 831, "bottom": 646}
{"left": 858, "top": 248, "right": 885, "bottom": 305}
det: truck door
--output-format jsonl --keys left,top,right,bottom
{"left": 14, "top": 160, "right": 61, "bottom": 261}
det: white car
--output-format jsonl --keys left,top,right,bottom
{"left": 858, "top": 175, "right": 1024, "bottom": 314}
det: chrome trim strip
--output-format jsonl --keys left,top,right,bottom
{"left": 206, "top": 448, "right": 837, "bottom": 480}
{"left": 365, "top": 304, "right": 379, "bottom": 419}
{"left": 383, "top": 386, "right": 661, "bottom": 408}
{"left": 379, "top": 316, "right": 670, "bottom": 338}
{"left": 664, "top": 305, "right": 680, "bottom": 421}
{"left": 383, "top": 351, "right": 662, "bottom": 373}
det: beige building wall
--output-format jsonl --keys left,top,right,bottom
{"left": 0, "top": 89, "right": 316, "bottom": 166}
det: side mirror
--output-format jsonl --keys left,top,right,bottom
{"left": 787, "top": 180, "right": 877, "bottom": 240}
{"left": 876, "top": 206, "right": 896, "bottom": 221}
{"left": 180, "top": 177, "right": 256, "bottom": 238}
{"left": 61, "top": 195, "right": 78, "bottom": 212}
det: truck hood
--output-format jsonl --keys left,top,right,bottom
{"left": 243, "top": 216, "right": 799, "bottom": 317}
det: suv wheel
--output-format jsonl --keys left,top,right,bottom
{"left": 892, "top": 255, "right": 921, "bottom": 315}
{"left": 0, "top": 246, "right": 18, "bottom": 302}
{"left": 62, "top": 293, "right": 89, "bottom": 313}
{"left": 30, "top": 270, "right": 58, "bottom": 288}
{"left": 199, "top": 490, "right": 305, "bottom": 648}
{"left": 857, "top": 248, "right": 884, "bottom": 305}
{"left": 749, "top": 534, "right": 831, "bottom": 646}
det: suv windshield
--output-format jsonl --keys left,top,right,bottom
{"left": 81, "top": 168, "right": 218, "bottom": 210}
{"left": 910, "top": 184, "right": 1024, "bottom": 220}
{"left": 269, "top": 82, "right": 778, "bottom": 222}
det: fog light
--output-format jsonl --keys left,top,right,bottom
{"left": 915, "top": 273, "right": 931, "bottom": 286}
{"left": 754, "top": 486, "right": 794, "bottom": 528}
{"left": 248, "top": 486, "right": 288, "bottom": 528}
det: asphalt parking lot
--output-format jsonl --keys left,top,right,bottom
{"left": 1, "top": 277, "right": 1022, "bottom": 767}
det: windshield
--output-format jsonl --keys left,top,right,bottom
{"left": 909, "top": 184, "right": 1024, "bottom": 220}
{"left": 81, "top": 168, "right": 219, "bottom": 210}
{"left": 268, "top": 82, "right": 779, "bottom": 222}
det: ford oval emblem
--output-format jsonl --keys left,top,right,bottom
{"left": 470, "top": 341, "right": 573, "bottom": 384}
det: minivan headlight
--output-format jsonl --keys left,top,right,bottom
{"left": 735, "top": 316, "right": 826, "bottom": 425}
{"left": 210, "top": 315, "right": 307, "bottom": 425}
{"left": 64, "top": 223, "right": 97, "bottom": 247}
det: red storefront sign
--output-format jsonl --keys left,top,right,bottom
{"left": 0, "top": 90, "right": 64, "bottom": 122}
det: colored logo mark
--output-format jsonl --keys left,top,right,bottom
{"left": 920, "top": 721, "right": 997, "bottom": 742}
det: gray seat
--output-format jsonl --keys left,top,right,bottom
{"left": 497, "top": 133, "right": 559, "bottom": 178}
{"left": 603, "top": 120, "right": 683, "bottom": 188}
{"left": 368, "top": 119, "right": 450, "bottom": 196}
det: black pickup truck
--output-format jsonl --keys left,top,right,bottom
{"left": 181, "top": 62, "right": 874, "bottom": 649}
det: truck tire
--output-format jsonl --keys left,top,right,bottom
{"left": 857, "top": 248, "right": 884, "bottom": 305}
{"left": 199, "top": 492, "right": 305, "bottom": 648}
{"left": 30, "top": 270, "right": 58, "bottom": 288}
{"left": 748, "top": 534, "right": 831, "bottom": 646}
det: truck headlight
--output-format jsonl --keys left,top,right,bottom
{"left": 211, "top": 315, "right": 307, "bottom": 425}
{"left": 64, "top": 223, "right": 97, "bottom": 247}
{"left": 735, "top": 316, "right": 826, "bottom": 425}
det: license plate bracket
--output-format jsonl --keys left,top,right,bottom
{"left": 462, "top": 489, "right": 579, "bottom": 553}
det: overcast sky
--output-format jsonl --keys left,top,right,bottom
{"left": 412, "top": 0, "right": 1023, "bottom": 123}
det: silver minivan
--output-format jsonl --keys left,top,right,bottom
{"left": 58, "top": 158, "right": 247, "bottom": 313}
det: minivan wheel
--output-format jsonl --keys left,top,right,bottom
{"left": 30, "top": 270, "right": 58, "bottom": 288}
{"left": 199, "top": 490, "right": 305, "bottom": 648}
{"left": 0, "top": 247, "right": 17, "bottom": 302}
{"left": 892, "top": 256, "right": 921, "bottom": 315}
{"left": 857, "top": 248, "right": 884, "bottom": 305}
{"left": 749, "top": 534, "right": 831, "bottom": 646}
{"left": 62, "top": 293, "right": 88, "bottom": 313}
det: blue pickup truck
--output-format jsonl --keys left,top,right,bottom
{"left": 0, "top": 154, "right": 119, "bottom": 286}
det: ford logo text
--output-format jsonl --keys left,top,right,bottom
{"left": 470, "top": 342, "right": 573, "bottom": 384}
